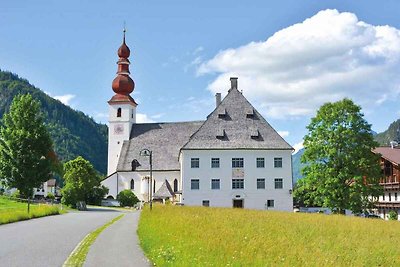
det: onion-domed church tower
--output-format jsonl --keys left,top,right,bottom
{"left": 107, "top": 30, "right": 137, "bottom": 175}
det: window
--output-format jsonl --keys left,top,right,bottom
{"left": 274, "top": 157, "right": 283, "bottom": 168}
{"left": 232, "top": 179, "right": 244, "bottom": 189}
{"left": 211, "top": 158, "right": 220, "bottom": 168}
{"left": 173, "top": 179, "right": 178, "bottom": 192}
{"left": 256, "top": 158, "right": 265, "bottom": 168}
{"left": 153, "top": 180, "right": 156, "bottom": 193}
{"left": 267, "top": 200, "right": 274, "bottom": 208}
{"left": 395, "top": 193, "right": 398, "bottom": 201}
{"left": 191, "top": 158, "right": 200, "bottom": 168}
{"left": 211, "top": 179, "right": 220, "bottom": 190}
{"left": 117, "top": 108, "right": 121, "bottom": 117}
{"left": 191, "top": 179, "right": 200, "bottom": 190}
{"left": 274, "top": 178, "right": 283, "bottom": 189}
{"left": 232, "top": 158, "right": 244, "bottom": 168}
{"left": 202, "top": 200, "right": 210, "bottom": 207}
{"left": 257, "top": 178, "right": 265, "bottom": 189}
{"left": 130, "top": 179, "right": 134, "bottom": 190}
{"left": 389, "top": 193, "right": 392, "bottom": 202}
{"left": 383, "top": 194, "right": 385, "bottom": 201}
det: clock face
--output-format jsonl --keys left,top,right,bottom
{"left": 114, "top": 124, "right": 124, "bottom": 135}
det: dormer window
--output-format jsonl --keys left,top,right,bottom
{"left": 246, "top": 108, "right": 255, "bottom": 118}
{"left": 218, "top": 108, "right": 227, "bottom": 118}
{"left": 251, "top": 129, "right": 260, "bottom": 139}
{"left": 117, "top": 108, "right": 122, "bottom": 117}
{"left": 216, "top": 129, "right": 225, "bottom": 139}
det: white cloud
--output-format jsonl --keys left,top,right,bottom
{"left": 277, "top": 130, "right": 289, "bottom": 138}
{"left": 198, "top": 9, "right": 400, "bottom": 119}
{"left": 151, "top": 113, "right": 165, "bottom": 119}
{"left": 193, "top": 46, "right": 204, "bottom": 55}
{"left": 53, "top": 94, "right": 76, "bottom": 106}
{"left": 292, "top": 141, "right": 304, "bottom": 154}
{"left": 136, "top": 113, "right": 155, "bottom": 123}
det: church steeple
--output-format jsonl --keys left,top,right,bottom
{"left": 107, "top": 29, "right": 137, "bottom": 175}
{"left": 109, "top": 29, "right": 137, "bottom": 105}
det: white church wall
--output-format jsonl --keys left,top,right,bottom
{"left": 101, "top": 170, "right": 181, "bottom": 201}
{"left": 181, "top": 149, "right": 293, "bottom": 211}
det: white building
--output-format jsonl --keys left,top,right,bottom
{"left": 102, "top": 33, "right": 294, "bottom": 211}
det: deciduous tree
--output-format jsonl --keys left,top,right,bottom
{"left": 295, "top": 98, "right": 382, "bottom": 214}
{"left": 0, "top": 94, "right": 56, "bottom": 207}
{"left": 61, "top": 156, "right": 107, "bottom": 208}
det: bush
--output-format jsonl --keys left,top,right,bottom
{"left": 117, "top": 190, "right": 139, "bottom": 207}
{"left": 61, "top": 183, "right": 79, "bottom": 208}
{"left": 11, "top": 189, "right": 20, "bottom": 199}
{"left": 87, "top": 185, "right": 109, "bottom": 205}
{"left": 46, "top": 192, "right": 55, "bottom": 200}
{"left": 388, "top": 210, "right": 398, "bottom": 221}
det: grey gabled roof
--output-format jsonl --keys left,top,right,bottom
{"left": 182, "top": 88, "right": 293, "bottom": 150}
{"left": 153, "top": 179, "right": 174, "bottom": 199}
{"left": 116, "top": 121, "right": 203, "bottom": 171}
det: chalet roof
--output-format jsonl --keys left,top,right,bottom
{"left": 153, "top": 180, "right": 174, "bottom": 199}
{"left": 116, "top": 121, "right": 203, "bottom": 171}
{"left": 46, "top": 179, "right": 56, "bottom": 187}
{"left": 373, "top": 147, "right": 400, "bottom": 165}
{"left": 182, "top": 88, "right": 293, "bottom": 150}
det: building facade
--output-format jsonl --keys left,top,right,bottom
{"left": 372, "top": 146, "right": 400, "bottom": 220}
{"left": 101, "top": 33, "right": 294, "bottom": 210}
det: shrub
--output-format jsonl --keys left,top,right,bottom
{"left": 388, "top": 210, "right": 398, "bottom": 221}
{"left": 47, "top": 192, "right": 55, "bottom": 200}
{"left": 11, "top": 189, "right": 20, "bottom": 199}
{"left": 87, "top": 185, "right": 109, "bottom": 205}
{"left": 117, "top": 190, "right": 139, "bottom": 207}
{"left": 61, "top": 183, "right": 79, "bottom": 208}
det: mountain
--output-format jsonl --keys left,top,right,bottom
{"left": 292, "top": 148, "right": 305, "bottom": 185}
{"left": 0, "top": 70, "right": 108, "bottom": 174}
{"left": 375, "top": 119, "right": 400, "bottom": 146}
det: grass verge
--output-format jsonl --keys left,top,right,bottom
{"left": 138, "top": 205, "right": 400, "bottom": 266}
{"left": 0, "top": 197, "right": 64, "bottom": 225}
{"left": 63, "top": 214, "right": 125, "bottom": 267}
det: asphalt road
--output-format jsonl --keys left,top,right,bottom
{"left": 0, "top": 208, "right": 122, "bottom": 267}
{"left": 85, "top": 211, "right": 150, "bottom": 267}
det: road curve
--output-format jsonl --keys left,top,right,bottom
{"left": 0, "top": 208, "right": 121, "bottom": 267}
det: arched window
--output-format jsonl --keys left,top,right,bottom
{"left": 130, "top": 179, "right": 134, "bottom": 190}
{"left": 117, "top": 108, "right": 122, "bottom": 117}
{"left": 173, "top": 179, "right": 178, "bottom": 192}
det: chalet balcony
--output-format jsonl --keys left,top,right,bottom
{"left": 379, "top": 182, "right": 400, "bottom": 190}
{"left": 375, "top": 202, "right": 400, "bottom": 209}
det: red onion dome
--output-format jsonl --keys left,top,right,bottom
{"left": 112, "top": 75, "right": 135, "bottom": 95}
{"left": 118, "top": 42, "right": 130, "bottom": 58}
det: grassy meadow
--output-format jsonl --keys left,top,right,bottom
{"left": 0, "top": 196, "right": 63, "bottom": 225}
{"left": 138, "top": 205, "right": 400, "bottom": 266}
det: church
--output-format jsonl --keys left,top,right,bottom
{"left": 101, "top": 33, "right": 294, "bottom": 211}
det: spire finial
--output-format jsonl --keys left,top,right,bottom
{"left": 123, "top": 21, "right": 126, "bottom": 43}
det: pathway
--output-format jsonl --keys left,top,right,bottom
{"left": 84, "top": 211, "right": 150, "bottom": 267}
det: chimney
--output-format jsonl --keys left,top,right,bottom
{"left": 215, "top": 93, "right": 221, "bottom": 107}
{"left": 230, "top": 77, "right": 238, "bottom": 90}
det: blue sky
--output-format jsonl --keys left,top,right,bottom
{"left": 2, "top": 0, "right": 400, "bottom": 152}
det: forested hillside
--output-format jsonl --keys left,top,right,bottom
{"left": 0, "top": 70, "right": 108, "bottom": 174}
{"left": 375, "top": 119, "right": 400, "bottom": 146}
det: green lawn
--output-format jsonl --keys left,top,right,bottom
{"left": 138, "top": 205, "right": 400, "bottom": 266}
{"left": 0, "top": 196, "right": 63, "bottom": 225}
